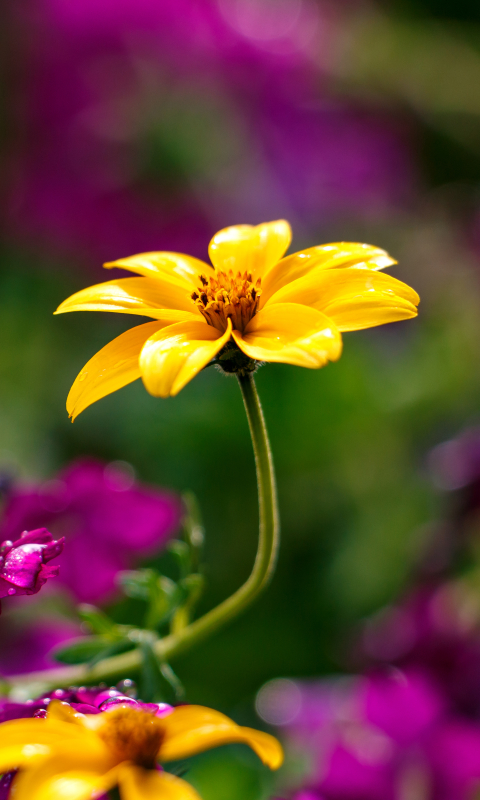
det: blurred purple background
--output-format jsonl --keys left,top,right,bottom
{"left": 3, "top": 0, "right": 416, "bottom": 268}
{"left": 3, "top": 2, "right": 480, "bottom": 799}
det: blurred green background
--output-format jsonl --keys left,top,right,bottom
{"left": 3, "top": 0, "right": 480, "bottom": 796}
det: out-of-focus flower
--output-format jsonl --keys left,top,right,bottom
{"left": 266, "top": 428, "right": 480, "bottom": 800}
{"left": 264, "top": 669, "right": 480, "bottom": 800}
{"left": 0, "top": 682, "right": 172, "bottom": 722}
{"left": 0, "top": 693, "right": 283, "bottom": 799}
{"left": 0, "top": 458, "right": 182, "bottom": 603}
{"left": 0, "top": 616, "right": 82, "bottom": 676}
{"left": 265, "top": 575, "right": 480, "bottom": 800}
{"left": 0, "top": 529, "right": 64, "bottom": 610}
{"left": 361, "top": 585, "right": 480, "bottom": 720}
{"left": 5, "top": 0, "right": 416, "bottom": 265}
{"left": 428, "top": 428, "right": 480, "bottom": 530}
{"left": 55, "top": 220, "right": 419, "bottom": 414}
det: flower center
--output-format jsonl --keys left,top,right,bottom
{"left": 98, "top": 707, "right": 164, "bottom": 769}
{"left": 191, "top": 270, "right": 262, "bottom": 333}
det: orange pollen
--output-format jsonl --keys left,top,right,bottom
{"left": 191, "top": 270, "right": 262, "bottom": 333}
{"left": 98, "top": 707, "right": 164, "bottom": 769}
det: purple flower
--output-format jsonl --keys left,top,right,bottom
{"left": 0, "top": 616, "right": 82, "bottom": 676}
{"left": 4, "top": 0, "right": 415, "bottom": 266}
{"left": 362, "top": 585, "right": 480, "bottom": 720}
{"left": 264, "top": 669, "right": 480, "bottom": 800}
{"left": 0, "top": 529, "right": 64, "bottom": 609}
{"left": 0, "top": 683, "right": 172, "bottom": 722}
{"left": 0, "top": 458, "right": 182, "bottom": 604}
{"left": 428, "top": 427, "right": 480, "bottom": 494}
{"left": 288, "top": 794, "right": 324, "bottom": 800}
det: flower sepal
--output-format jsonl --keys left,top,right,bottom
{"left": 213, "top": 339, "right": 259, "bottom": 375}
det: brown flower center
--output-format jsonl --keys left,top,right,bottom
{"left": 191, "top": 270, "right": 262, "bottom": 333}
{"left": 98, "top": 707, "right": 164, "bottom": 769}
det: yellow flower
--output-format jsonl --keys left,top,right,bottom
{"left": 0, "top": 700, "right": 282, "bottom": 799}
{"left": 55, "top": 220, "right": 419, "bottom": 419}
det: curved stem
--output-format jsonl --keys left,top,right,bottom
{"left": 6, "top": 373, "right": 279, "bottom": 694}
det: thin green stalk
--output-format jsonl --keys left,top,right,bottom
{"left": 6, "top": 374, "right": 279, "bottom": 694}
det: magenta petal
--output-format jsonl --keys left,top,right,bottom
{"left": 14, "top": 528, "right": 54, "bottom": 547}
{"left": 42, "top": 537, "right": 66, "bottom": 561}
{"left": 2, "top": 544, "right": 44, "bottom": 590}
{"left": 364, "top": 669, "right": 443, "bottom": 745}
{"left": 0, "top": 701, "right": 46, "bottom": 722}
{"left": 427, "top": 720, "right": 480, "bottom": 797}
{"left": 0, "top": 529, "right": 63, "bottom": 601}
{"left": 0, "top": 577, "right": 19, "bottom": 599}
{"left": 320, "top": 744, "right": 393, "bottom": 800}
{"left": 92, "top": 689, "right": 124, "bottom": 707}
{"left": 34, "top": 563, "right": 60, "bottom": 592}
{"left": 0, "top": 458, "right": 181, "bottom": 604}
{"left": 69, "top": 703, "right": 101, "bottom": 714}
{"left": 292, "top": 793, "right": 325, "bottom": 800}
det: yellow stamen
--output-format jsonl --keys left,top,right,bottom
{"left": 98, "top": 707, "right": 163, "bottom": 769}
{"left": 191, "top": 270, "right": 262, "bottom": 333}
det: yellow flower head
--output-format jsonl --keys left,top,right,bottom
{"left": 0, "top": 699, "right": 282, "bottom": 799}
{"left": 55, "top": 220, "right": 419, "bottom": 419}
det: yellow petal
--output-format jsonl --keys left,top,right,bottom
{"left": 47, "top": 701, "right": 87, "bottom": 725}
{"left": 55, "top": 277, "right": 200, "bottom": 318}
{"left": 0, "top": 719, "right": 92, "bottom": 750}
{"left": 233, "top": 304, "right": 342, "bottom": 368}
{"left": 104, "top": 252, "right": 213, "bottom": 288}
{"left": 139, "top": 319, "right": 231, "bottom": 398}
{"left": 265, "top": 267, "right": 419, "bottom": 330}
{"left": 118, "top": 764, "right": 201, "bottom": 800}
{"left": 66, "top": 320, "right": 170, "bottom": 421}
{"left": 0, "top": 722, "right": 111, "bottom": 796}
{"left": 158, "top": 705, "right": 283, "bottom": 769}
{"left": 322, "top": 294, "right": 419, "bottom": 331}
{"left": 11, "top": 761, "right": 118, "bottom": 800}
{"left": 0, "top": 744, "right": 51, "bottom": 774}
{"left": 208, "top": 220, "right": 291, "bottom": 280}
{"left": 261, "top": 242, "right": 396, "bottom": 306}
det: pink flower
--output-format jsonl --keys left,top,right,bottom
{"left": 0, "top": 616, "right": 82, "bottom": 676}
{"left": 0, "top": 458, "right": 182, "bottom": 604}
{"left": 4, "top": 0, "right": 415, "bottom": 266}
{"left": 268, "top": 669, "right": 480, "bottom": 800}
{"left": 0, "top": 529, "right": 64, "bottom": 609}
{"left": 0, "top": 683, "right": 172, "bottom": 722}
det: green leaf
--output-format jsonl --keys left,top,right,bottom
{"left": 182, "top": 491, "right": 205, "bottom": 568}
{"left": 117, "top": 569, "right": 186, "bottom": 630}
{"left": 170, "top": 574, "right": 205, "bottom": 633}
{"left": 180, "top": 573, "right": 205, "bottom": 600}
{"left": 51, "top": 636, "right": 112, "bottom": 664}
{"left": 88, "top": 638, "right": 136, "bottom": 668}
{"left": 139, "top": 642, "right": 185, "bottom": 703}
{"left": 160, "top": 662, "right": 185, "bottom": 701}
{"left": 179, "top": 573, "right": 205, "bottom": 615}
{"left": 145, "top": 576, "right": 185, "bottom": 630}
{"left": 167, "top": 540, "right": 190, "bottom": 578}
{"left": 117, "top": 569, "right": 158, "bottom": 601}
{"left": 77, "top": 604, "right": 118, "bottom": 636}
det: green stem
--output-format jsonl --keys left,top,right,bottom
{"left": 6, "top": 374, "right": 279, "bottom": 694}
